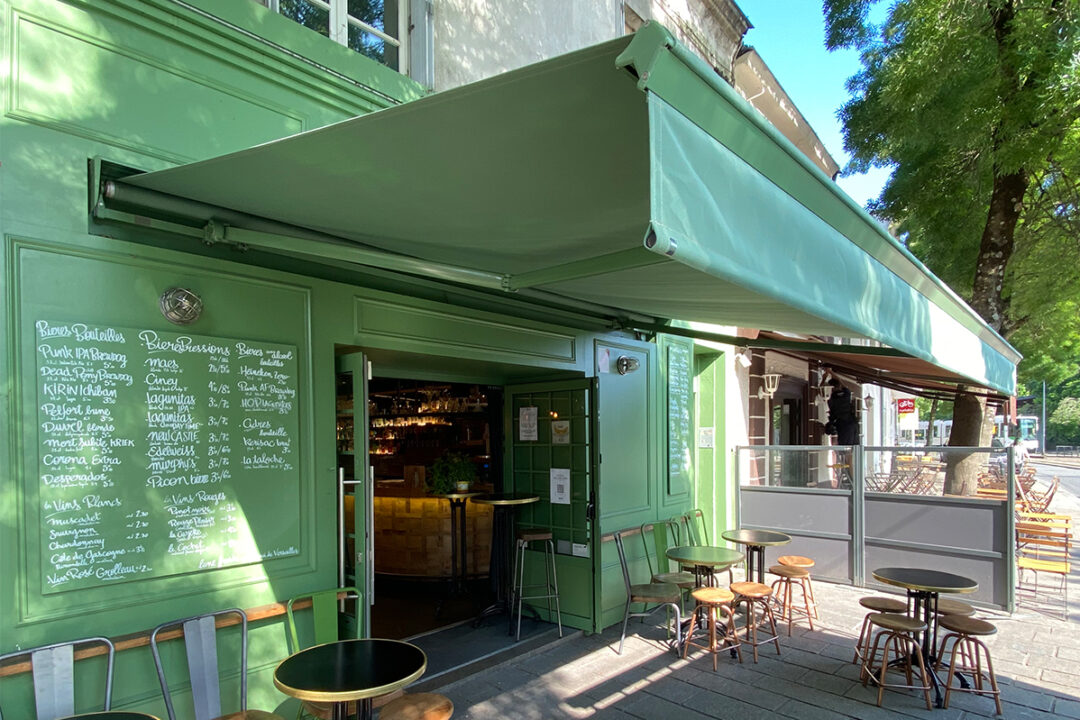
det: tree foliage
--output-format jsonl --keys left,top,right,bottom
{"left": 824, "top": 0, "right": 1080, "bottom": 491}
{"left": 1048, "top": 396, "right": 1080, "bottom": 446}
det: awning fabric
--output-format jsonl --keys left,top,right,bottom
{"left": 121, "top": 22, "right": 1019, "bottom": 395}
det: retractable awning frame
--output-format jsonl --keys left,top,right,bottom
{"left": 91, "top": 21, "right": 1020, "bottom": 396}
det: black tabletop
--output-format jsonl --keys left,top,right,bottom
{"left": 274, "top": 639, "right": 426, "bottom": 702}
{"left": 872, "top": 567, "right": 978, "bottom": 594}
{"left": 721, "top": 529, "right": 792, "bottom": 547}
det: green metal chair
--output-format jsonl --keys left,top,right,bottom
{"left": 285, "top": 587, "right": 362, "bottom": 720}
{"left": 150, "top": 607, "right": 283, "bottom": 720}
{"left": 640, "top": 520, "right": 694, "bottom": 610}
{"left": 0, "top": 636, "right": 114, "bottom": 720}
{"left": 613, "top": 528, "right": 682, "bottom": 655}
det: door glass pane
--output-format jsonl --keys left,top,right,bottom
{"left": 280, "top": 0, "right": 331, "bottom": 37}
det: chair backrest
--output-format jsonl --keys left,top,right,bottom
{"left": 286, "top": 586, "right": 362, "bottom": 653}
{"left": 612, "top": 529, "right": 640, "bottom": 595}
{"left": 682, "top": 508, "right": 709, "bottom": 545}
{"left": 150, "top": 608, "right": 248, "bottom": 720}
{"left": 0, "top": 636, "right": 114, "bottom": 720}
{"left": 639, "top": 521, "right": 681, "bottom": 578}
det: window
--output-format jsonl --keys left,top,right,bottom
{"left": 262, "top": 0, "right": 405, "bottom": 72}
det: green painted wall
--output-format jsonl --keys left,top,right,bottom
{"left": 0, "top": 1, "right": 730, "bottom": 716}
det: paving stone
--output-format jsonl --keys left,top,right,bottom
{"left": 432, "top": 545, "right": 1079, "bottom": 720}
{"left": 618, "top": 691, "right": 713, "bottom": 720}
{"left": 679, "top": 669, "right": 788, "bottom": 710}
{"left": 1054, "top": 697, "right": 1080, "bottom": 719}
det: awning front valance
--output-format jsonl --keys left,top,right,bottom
{"left": 114, "top": 22, "right": 1019, "bottom": 395}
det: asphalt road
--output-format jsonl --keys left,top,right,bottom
{"left": 1032, "top": 460, "right": 1080, "bottom": 498}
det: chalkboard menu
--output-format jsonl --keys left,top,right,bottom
{"left": 667, "top": 339, "right": 692, "bottom": 494}
{"left": 35, "top": 320, "right": 301, "bottom": 594}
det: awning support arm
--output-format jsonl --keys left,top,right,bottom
{"left": 507, "top": 247, "right": 668, "bottom": 290}
{"left": 626, "top": 321, "right": 913, "bottom": 357}
{"left": 102, "top": 181, "right": 510, "bottom": 290}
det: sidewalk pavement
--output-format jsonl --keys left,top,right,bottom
{"left": 433, "top": 487, "right": 1079, "bottom": 719}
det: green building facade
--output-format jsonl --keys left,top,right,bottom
{"left": 0, "top": 2, "right": 1018, "bottom": 717}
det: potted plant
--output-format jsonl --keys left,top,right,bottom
{"left": 428, "top": 451, "right": 477, "bottom": 494}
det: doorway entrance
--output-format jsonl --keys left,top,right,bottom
{"left": 334, "top": 348, "right": 595, "bottom": 678}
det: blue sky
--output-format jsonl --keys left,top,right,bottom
{"left": 736, "top": 1, "right": 892, "bottom": 208}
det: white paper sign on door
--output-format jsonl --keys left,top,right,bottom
{"left": 551, "top": 420, "right": 570, "bottom": 445}
{"left": 550, "top": 468, "right": 570, "bottom": 504}
{"left": 519, "top": 406, "right": 538, "bottom": 441}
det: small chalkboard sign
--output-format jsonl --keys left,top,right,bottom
{"left": 35, "top": 320, "right": 301, "bottom": 594}
{"left": 667, "top": 339, "right": 693, "bottom": 495}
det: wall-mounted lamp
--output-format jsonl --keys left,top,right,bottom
{"left": 735, "top": 350, "right": 752, "bottom": 368}
{"left": 863, "top": 394, "right": 874, "bottom": 411}
{"left": 756, "top": 372, "right": 781, "bottom": 400}
{"left": 159, "top": 287, "right": 203, "bottom": 325}
{"left": 616, "top": 355, "right": 640, "bottom": 375}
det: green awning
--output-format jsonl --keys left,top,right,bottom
{"left": 119, "top": 23, "right": 1018, "bottom": 395}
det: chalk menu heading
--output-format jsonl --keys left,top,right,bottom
{"left": 35, "top": 320, "right": 301, "bottom": 594}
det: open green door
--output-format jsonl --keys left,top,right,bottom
{"left": 505, "top": 379, "right": 597, "bottom": 633}
{"left": 335, "top": 352, "right": 371, "bottom": 636}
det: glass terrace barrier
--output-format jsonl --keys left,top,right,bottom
{"left": 737, "top": 445, "right": 856, "bottom": 490}
{"left": 864, "top": 446, "right": 1007, "bottom": 496}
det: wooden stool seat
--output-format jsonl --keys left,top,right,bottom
{"left": 861, "top": 615, "right": 933, "bottom": 710}
{"left": 684, "top": 585, "right": 741, "bottom": 670}
{"left": 869, "top": 612, "right": 926, "bottom": 634}
{"left": 631, "top": 582, "right": 682, "bottom": 604}
{"left": 516, "top": 527, "right": 553, "bottom": 542}
{"left": 777, "top": 555, "right": 814, "bottom": 568}
{"left": 937, "top": 616, "right": 1002, "bottom": 714}
{"left": 729, "top": 583, "right": 780, "bottom": 662}
{"left": 768, "top": 564, "right": 809, "bottom": 578}
{"left": 730, "top": 581, "right": 772, "bottom": 599}
{"left": 853, "top": 597, "right": 908, "bottom": 665}
{"left": 858, "top": 596, "right": 907, "bottom": 613}
{"left": 379, "top": 692, "right": 454, "bottom": 720}
{"left": 935, "top": 598, "right": 975, "bottom": 617}
{"left": 768, "top": 565, "right": 814, "bottom": 635}
{"left": 512, "top": 528, "right": 562, "bottom": 641}
{"left": 218, "top": 711, "right": 285, "bottom": 720}
{"left": 692, "top": 587, "right": 735, "bottom": 604}
{"left": 939, "top": 614, "right": 997, "bottom": 636}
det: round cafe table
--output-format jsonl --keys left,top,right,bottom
{"left": 435, "top": 491, "right": 483, "bottom": 599}
{"left": 273, "top": 638, "right": 426, "bottom": 720}
{"left": 872, "top": 567, "right": 978, "bottom": 707}
{"left": 470, "top": 492, "right": 540, "bottom": 630}
{"left": 720, "top": 529, "right": 791, "bottom": 584}
{"left": 665, "top": 545, "right": 744, "bottom": 588}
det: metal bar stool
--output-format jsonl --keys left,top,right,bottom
{"left": 777, "top": 555, "right": 818, "bottom": 619}
{"left": 853, "top": 596, "right": 908, "bottom": 664}
{"left": 511, "top": 527, "right": 563, "bottom": 641}
{"left": 860, "top": 613, "right": 933, "bottom": 710}
{"left": 768, "top": 564, "right": 814, "bottom": 635}
{"left": 936, "top": 615, "right": 1003, "bottom": 715}
{"left": 683, "top": 587, "right": 742, "bottom": 670}
{"left": 729, "top": 581, "right": 781, "bottom": 663}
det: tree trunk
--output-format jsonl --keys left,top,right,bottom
{"left": 945, "top": 390, "right": 989, "bottom": 495}
{"left": 925, "top": 399, "right": 937, "bottom": 447}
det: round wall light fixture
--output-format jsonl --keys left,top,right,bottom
{"left": 159, "top": 287, "right": 203, "bottom": 325}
